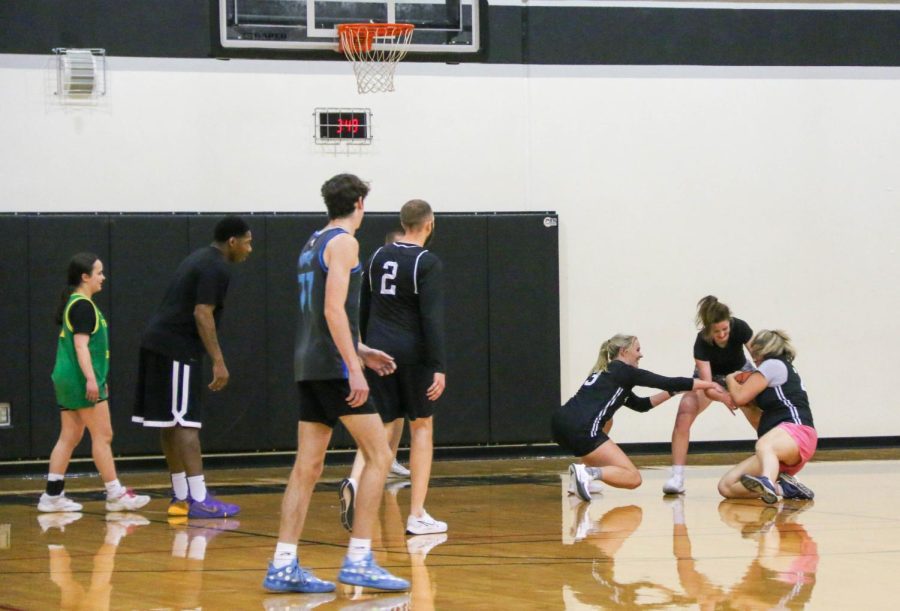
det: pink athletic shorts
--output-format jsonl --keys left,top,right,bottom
{"left": 778, "top": 422, "right": 818, "bottom": 476}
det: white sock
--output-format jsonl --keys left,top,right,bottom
{"left": 188, "top": 534, "right": 208, "bottom": 560}
{"left": 672, "top": 465, "right": 685, "bottom": 477}
{"left": 104, "top": 479, "right": 125, "bottom": 499}
{"left": 105, "top": 525, "right": 125, "bottom": 546}
{"left": 347, "top": 537, "right": 371, "bottom": 562}
{"left": 172, "top": 531, "right": 189, "bottom": 558}
{"left": 171, "top": 472, "right": 189, "bottom": 500}
{"left": 273, "top": 542, "right": 297, "bottom": 569}
{"left": 671, "top": 500, "right": 685, "bottom": 525}
{"left": 187, "top": 475, "right": 207, "bottom": 502}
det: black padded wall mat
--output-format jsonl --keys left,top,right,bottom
{"left": 3, "top": 212, "right": 559, "bottom": 459}
{"left": 186, "top": 216, "right": 270, "bottom": 453}
{"left": 27, "top": 216, "right": 111, "bottom": 458}
{"left": 0, "top": 217, "right": 31, "bottom": 459}
{"left": 263, "top": 215, "right": 329, "bottom": 449}
{"left": 488, "top": 214, "right": 560, "bottom": 444}
{"left": 423, "top": 215, "right": 492, "bottom": 445}
{"left": 108, "top": 215, "right": 191, "bottom": 454}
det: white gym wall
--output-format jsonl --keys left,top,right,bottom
{"left": 1, "top": 54, "right": 897, "bottom": 442}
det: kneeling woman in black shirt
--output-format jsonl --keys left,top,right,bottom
{"left": 717, "top": 329, "right": 817, "bottom": 504}
{"left": 553, "top": 334, "right": 722, "bottom": 502}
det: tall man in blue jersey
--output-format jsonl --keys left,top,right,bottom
{"left": 264, "top": 174, "right": 409, "bottom": 594}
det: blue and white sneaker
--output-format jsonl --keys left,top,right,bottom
{"left": 188, "top": 493, "right": 240, "bottom": 518}
{"left": 740, "top": 474, "right": 781, "bottom": 504}
{"left": 777, "top": 473, "right": 815, "bottom": 500}
{"left": 338, "top": 553, "right": 409, "bottom": 591}
{"left": 263, "top": 559, "right": 335, "bottom": 593}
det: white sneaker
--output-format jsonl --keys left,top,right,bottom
{"left": 388, "top": 460, "right": 410, "bottom": 478}
{"left": 38, "top": 493, "right": 83, "bottom": 513}
{"left": 567, "top": 477, "right": 603, "bottom": 496}
{"left": 406, "top": 533, "right": 447, "bottom": 557}
{"left": 37, "top": 512, "right": 82, "bottom": 532}
{"left": 385, "top": 480, "right": 411, "bottom": 496}
{"left": 662, "top": 473, "right": 685, "bottom": 495}
{"left": 406, "top": 510, "right": 448, "bottom": 535}
{"left": 106, "top": 512, "right": 151, "bottom": 528}
{"left": 568, "top": 464, "right": 593, "bottom": 502}
{"left": 105, "top": 488, "right": 151, "bottom": 512}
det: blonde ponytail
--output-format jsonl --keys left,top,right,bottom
{"left": 591, "top": 334, "right": 637, "bottom": 374}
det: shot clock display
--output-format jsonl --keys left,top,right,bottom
{"left": 314, "top": 108, "right": 372, "bottom": 144}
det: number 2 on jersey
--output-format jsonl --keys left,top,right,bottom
{"left": 380, "top": 261, "right": 398, "bottom": 295}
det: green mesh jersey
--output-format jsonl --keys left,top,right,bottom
{"left": 51, "top": 294, "right": 110, "bottom": 408}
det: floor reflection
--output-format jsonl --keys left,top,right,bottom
{"left": 560, "top": 474, "right": 819, "bottom": 609}
{"left": 717, "top": 499, "right": 818, "bottom": 609}
{"left": 42, "top": 512, "right": 149, "bottom": 610}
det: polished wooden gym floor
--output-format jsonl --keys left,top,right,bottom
{"left": 1, "top": 450, "right": 898, "bottom": 610}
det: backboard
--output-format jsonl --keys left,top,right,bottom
{"left": 220, "top": 0, "right": 480, "bottom": 54}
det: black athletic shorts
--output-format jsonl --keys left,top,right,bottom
{"left": 365, "top": 364, "right": 436, "bottom": 422}
{"left": 551, "top": 406, "right": 609, "bottom": 458}
{"left": 132, "top": 347, "right": 204, "bottom": 429}
{"left": 297, "top": 379, "right": 378, "bottom": 427}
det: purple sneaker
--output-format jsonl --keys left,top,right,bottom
{"left": 188, "top": 493, "right": 240, "bottom": 518}
{"left": 740, "top": 474, "right": 780, "bottom": 504}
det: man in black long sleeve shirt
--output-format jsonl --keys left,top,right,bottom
{"left": 341, "top": 199, "right": 449, "bottom": 537}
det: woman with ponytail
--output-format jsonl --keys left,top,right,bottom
{"left": 717, "top": 330, "right": 817, "bottom": 504}
{"left": 39, "top": 253, "right": 150, "bottom": 513}
{"left": 552, "top": 334, "right": 723, "bottom": 502}
{"left": 663, "top": 296, "right": 756, "bottom": 495}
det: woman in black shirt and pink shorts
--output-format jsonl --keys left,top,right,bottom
{"left": 717, "top": 329, "right": 817, "bottom": 504}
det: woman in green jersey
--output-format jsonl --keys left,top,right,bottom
{"left": 39, "top": 253, "right": 150, "bottom": 513}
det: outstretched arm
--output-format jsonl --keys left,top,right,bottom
{"left": 695, "top": 360, "right": 735, "bottom": 408}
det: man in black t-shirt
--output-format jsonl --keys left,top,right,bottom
{"left": 132, "top": 216, "right": 252, "bottom": 519}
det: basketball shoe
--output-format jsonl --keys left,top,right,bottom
{"left": 388, "top": 460, "right": 410, "bottom": 478}
{"left": 105, "top": 488, "right": 151, "bottom": 512}
{"left": 406, "top": 510, "right": 447, "bottom": 535}
{"left": 339, "top": 478, "right": 356, "bottom": 532}
{"left": 338, "top": 552, "right": 409, "bottom": 591}
{"left": 777, "top": 473, "right": 815, "bottom": 500}
{"left": 568, "top": 464, "right": 593, "bottom": 502}
{"left": 263, "top": 559, "right": 336, "bottom": 593}
{"left": 188, "top": 493, "right": 240, "bottom": 518}
{"left": 38, "top": 493, "right": 83, "bottom": 513}
{"left": 740, "top": 474, "right": 781, "bottom": 504}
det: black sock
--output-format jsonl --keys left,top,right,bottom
{"left": 46, "top": 479, "right": 65, "bottom": 496}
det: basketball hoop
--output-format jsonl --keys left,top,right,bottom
{"left": 337, "top": 23, "right": 415, "bottom": 94}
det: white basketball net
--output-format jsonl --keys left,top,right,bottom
{"left": 338, "top": 25, "right": 415, "bottom": 94}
